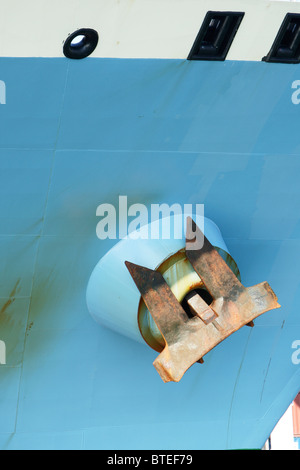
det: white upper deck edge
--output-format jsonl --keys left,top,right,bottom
{"left": 1, "top": 0, "right": 300, "bottom": 60}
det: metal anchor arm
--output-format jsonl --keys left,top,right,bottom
{"left": 186, "top": 216, "right": 245, "bottom": 301}
{"left": 185, "top": 217, "right": 280, "bottom": 326}
{"left": 125, "top": 261, "right": 188, "bottom": 343}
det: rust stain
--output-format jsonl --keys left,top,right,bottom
{"left": 0, "top": 232, "right": 95, "bottom": 367}
{"left": 9, "top": 279, "right": 21, "bottom": 298}
{"left": 26, "top": 321, "right": 34, "bottom": 336}
{"left": 0, "top": 279, "right": 21, "bottom": 316}
{"left": 0, "top": 297, "right": 16, "bottom": 316}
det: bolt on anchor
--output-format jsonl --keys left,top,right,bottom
{"left": 125, "top": 218, "right": 280, "bottom": 383}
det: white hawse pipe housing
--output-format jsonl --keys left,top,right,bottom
{"left": 86, "top": 215, "right": 240, "bottom": 350}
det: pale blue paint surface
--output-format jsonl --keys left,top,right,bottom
{"left": 0, "top": 58, "right": 299, "bottom": 449}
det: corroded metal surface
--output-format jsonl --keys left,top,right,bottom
{"left": 137, "top": 245, "right": 241, "bottom": 353}
{"left": 126, "top": 218, "right": 280, "bottom": 383}
{"left": 186, "top": 291, "right": 217, "bottom": 325}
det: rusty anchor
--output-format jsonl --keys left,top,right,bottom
{"left": 125, "top": 218, "right": 280, "bottom": 383}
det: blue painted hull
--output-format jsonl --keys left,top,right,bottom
{"left": 0, "top": 57, "right": 300, "bottom": 449}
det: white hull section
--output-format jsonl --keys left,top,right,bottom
{"left": 1, "top": 0, "right": 300, "bottom": 60}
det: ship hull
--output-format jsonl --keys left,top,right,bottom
{"left": 1, "top": 0, "right": 300, "bottom": 449}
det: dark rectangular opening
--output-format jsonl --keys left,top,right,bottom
{"left": 263, "top": 13, "right": 300, "bottom": 63}
{"left": 188, "top": 11, "right": 245, "bottom": 61}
